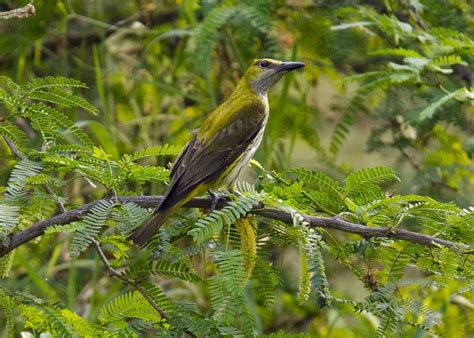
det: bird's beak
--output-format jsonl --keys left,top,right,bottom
{"left": 278, "top": 61, "right": 306, "bottom": 72}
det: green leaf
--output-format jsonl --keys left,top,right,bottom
{"left": 0, "top": 76, "right": 20, "bottom": 90}
{"left": 22, "top": 76, "right": 87, "bottom": 92}
{"left": 288, "top": 168, "right": 344, "bottom": 198}
{"left": 70, "top": 200, "right": 115, "bottom": 257}
{"left": 369, "top": 48, "right": 423, "bottom": 58}
{"left": 118, "top": 164, "right": 169, "bottom": 184}
{"left": 419, "top": 90, "right": 460, "bottom": 120}
{"left": 28, "top": 89, "right": 98, "bottom": 114}
{"left": 0, "top": 204, "right": 19, "bottom": 241}
{"left": 0, "top": 289, "right": 14, "bottom": 336}
{"left": 98, "top": 291, "right": 159, "bottom": 324}
{"left": 5, "top": 159, "right": 43, "bottom": 198}
{"left": 305, "top": 190, "right": 344, "bottom": 214}
{"left": 188, "top": 193, "right": 262, "bottom": 244}
{"left": 125, "top": 260, "right": 201, "bottom": 282}
{"left": 26, "top": 103, "right": 93, "bottom": 147}
{"left": 345, "top": 167, "right": 399, "bottom": 195}
{"left": 121, "top": 144, "right": 181, "bottom": 162}
{"left": 212, "top": 250, "right": 247, "bottom": 296}
{"left": 329, "top": 111, "right": 354, "bottom": 155}
{"left": 0, "top": 122, "right": 28, "bottom": 150}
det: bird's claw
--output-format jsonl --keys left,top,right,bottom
{"left": 208, "top": 190, "right": 225, "bottom": 211}
{"left": 208, "top": 189, "right": 244, "bottom": 211}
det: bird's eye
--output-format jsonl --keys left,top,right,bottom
{"left": 259, "top": 60, "right": 269, "bottom": 68}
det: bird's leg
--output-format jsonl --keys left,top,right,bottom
{"left": 226, "top": 182, "right": 244, "bottom": 198}
{"left": 208, "top": 189, "right": 223, "bottom": 211}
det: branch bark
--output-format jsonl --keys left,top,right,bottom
{"left": 0, "top": 2, "right": 35, "bottom": 20}
{"left": 0, "top": 6, "right": 179, "bottom": 64}
{"left": 0, "top": 195, "right": 465, "bottom": 258}
{"left": 2, "top": 136, "right": 24, "bottom": 158}
{"left": 93, "top": 240, "right": 197, "bottom": 337}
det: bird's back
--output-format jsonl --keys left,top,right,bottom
{"left": 160, "top": 92, "right": 268, "bottom": 210}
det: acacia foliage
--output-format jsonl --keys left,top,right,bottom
{"left": 0, "top": 75, "right": 472, "bottom": 337}
{"left": 0, "top": 0, "right": 473, "bottom": 337}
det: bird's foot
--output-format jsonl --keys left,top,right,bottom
{"left": 226, "top": 182, "right": 244, "bottom": 198}
{"left": 208, "top": 190, "right": 229, "bottom": 211}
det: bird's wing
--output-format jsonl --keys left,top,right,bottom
{"left": 169, "top": 136, "right": 196, "bottom": 178}
{"left": 159, "top": 100, "right": 266, "bottom": 211}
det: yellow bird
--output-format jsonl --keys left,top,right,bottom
{"left": 129, "top": 58, "right": 305, "bottom": 246}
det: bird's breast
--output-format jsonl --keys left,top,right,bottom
{"left": 218, "top": 107, "right": 269, "bottom": 188}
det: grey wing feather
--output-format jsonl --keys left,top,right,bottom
{"left": 170, "top": 136, "right": 198, "bottom": 178}
{"left": 158, "top": 116, "right": 265, "bottom": 211}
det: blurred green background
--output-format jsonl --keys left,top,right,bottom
{"left": 0, "top": 0, "right": 473, "bottom": 336}
{"left": 1, "top": 0, "right": 473, "bottom": 201}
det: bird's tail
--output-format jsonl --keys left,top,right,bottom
{"left": 127, "top": 207, "right": 175, "bottom": 246}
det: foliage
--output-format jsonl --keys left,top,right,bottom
{"left": 326, "top": 2, "right": 474, "bottom": 201}
{"left": 0, "top": 0, "right": 473, "bottom": 337}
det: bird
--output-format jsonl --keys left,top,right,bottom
{"left": 128, "top": 58, "right": 305, "bottom": 246}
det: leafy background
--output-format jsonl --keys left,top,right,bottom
{"left": 0, "top": 0, "right": 473, "bottom": 337}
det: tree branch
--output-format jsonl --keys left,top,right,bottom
{"left": 2, "top": 136, "right": 24, "bottom": 158}
{"left": 0, "top": 195, "right": 466, "bottom": 258}
{"left": 0, "top": 6, "right": 179, "bottom": 64}
{"left": 0, "top": 1, "right": 35, "bottom": 20}
{"left": 93, "top": 240, "right": 197, "bottom": 338}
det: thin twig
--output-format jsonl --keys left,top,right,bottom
{"left": 93, "top": 240, "right": 128, "bottom": 281}
{"left": 0, "top": 195, "right": 467, "bottom": 259}
{"left": 43, "top": 184, "right": 67, "bottom": 213}
{"left": 2, "top": 137, "right": 24, "bottom": 158}
{"left": 0, "top": 1, "right": 35, "bottom": 20}
{"left": 93, "top": 240, "right": 197, "bottom": 337}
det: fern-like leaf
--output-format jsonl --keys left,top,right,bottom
{"left": 4, "top": 159, "right": 43, "bottom": 200}
{"left": 419, "top": 89, "right": 461, "bottom": 120}
{"left": 22, "top": 76, "right": 87, "bottom": 92}
{"left": 99, "top": 291, "right": 160, "bottom": 324}
{"left": 193, "top": 6, "right": 236, "bottom": 68}
{"left": 209, "top": 276, "right": 238, "bottom": 324}
{"left": 26, "top": 103, "right": 93, "bottom": 147}
{"left": 28, "top": 88, "right": 98, "bottom": 114}
{"left": 0, "top": 288, "right": 14, "bottom": 336}
{"left": 125, "top": 259, "right": 201, "bottom": 282}
{"left": 118, "top": 164, "right": 169, "bottom": 184}
{"left": 345, "top": 166, "right": 399, "bottom": 195}
{"left": 329, "top": 111, "right": 355, "bottom": 155}
{"left": 140, "top": 282, "right": 176, "bottom": 314}
{"left": 0, "top": 122, "right": 28, "bottom": 150}
{"left": 251, "top": 257, "right": 280, "bottom": 306}
{"left": 212, "top": 250, "right": 247, "bottom": 296}
{"left": 0, "top": 205, "right": 19, "bottom": 242}
{"left": 121, "top": 144, "right": 181, "bottom": 162}
{"left": 0, "top": 251, "right": 15, "bottom": 278}
{"left": 70, "top": 200, "right": 115, "bottom": 257}
{"left": 188, "top": 193, "right": 262, "bottom": 244}
{"left": 306, "top": 229, "right": 331, "bottom": 306}
{"left": 369, "top": 48, "right": 423, "bottom": 58}
{"left": 289, "top": 168, "right": 344, "bottom": 198}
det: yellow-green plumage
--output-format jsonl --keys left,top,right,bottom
{"left": 129, "top": 58, "right": 305, "bottom": 246}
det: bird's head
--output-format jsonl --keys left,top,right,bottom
{"left": 243, "top": 58, "right": 305, "bottom": 96}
